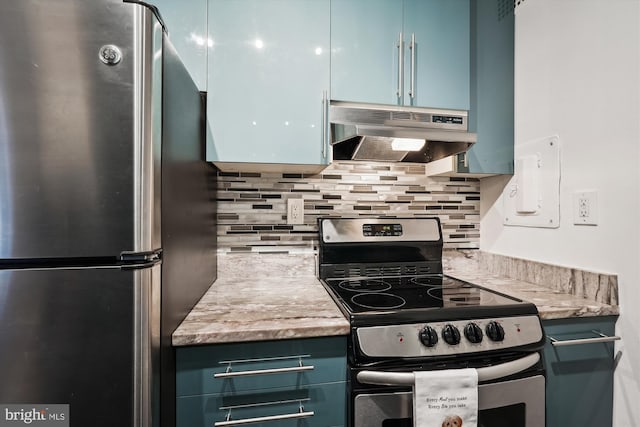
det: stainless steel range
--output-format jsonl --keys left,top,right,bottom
{"left": 318, "top": 217, "right": 546, "bottom": 427}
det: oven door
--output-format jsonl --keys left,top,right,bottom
{"left": 353, "top": 353, "right": 545, "bottom": 427}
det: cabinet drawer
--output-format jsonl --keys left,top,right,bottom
{"left": 177, "top": 382, "right": 346, "bottom": 427}
{"left": 176, "top": 336, "right": 347, "bottom": 396}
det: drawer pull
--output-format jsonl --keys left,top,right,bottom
{"left": 548, "top": 330, "right": 621, "bottom": 347}
{"left": 215, "top": 355, "right": 314, "bottom": 379}
{"left": 214, "top": 365, "right": 314, "bottom": 378}
{"left": 215, "top": 401, "right": 314, "bottom": 426}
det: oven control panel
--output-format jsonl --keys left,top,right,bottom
{"left": 355, "top": 315, "right": 543, "bottom": 358}
{"left": 362, "top": 223, "right": 403, "bottom": 237}
{"left": 320, "top": 217, "right": 441, "bottom": 243}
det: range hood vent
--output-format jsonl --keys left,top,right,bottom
{"left": 330, "top": 101, "right": 476, "bottom": 164}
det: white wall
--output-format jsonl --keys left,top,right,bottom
{"left": 480, "top": 1, "right": 640, "bottom": 425}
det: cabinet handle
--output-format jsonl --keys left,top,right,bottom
{"left": 214, "top": 365, "right": 314, "bottom": 378}
{"left": 408, "top": 33, "right": 416, "bottom": 101}
{"left": 215, "top": 401, "right": 314, "bottom": 426}
{"left": 397, "top": 32, "right": 404, "bottom": 102}
{"left": 214, "top": 354, "right": 314, "bottom": 379}
{"left": 214, "top": 411, "right": 315, "bottom": 426}
{"left": 321, "top": 90, "right": 328, "bottom": 159}
{"left": 548, "top": 330, "right": 621, "bottom": 347}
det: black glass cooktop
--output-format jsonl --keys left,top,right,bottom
{"left": 323, "top": 274, "right": 523, "bottom": 315}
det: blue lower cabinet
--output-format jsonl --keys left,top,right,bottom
{"left": 543, "top": 316, "right": 617, "bottom": 427}
{"left": 176, "top": 336, "right": 348, "bottom": 427}
{"left": 177, "top": 382, "right": 346, "bottom": 427}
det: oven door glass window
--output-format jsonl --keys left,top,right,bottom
{"left": 354, "top": 376, "right": 545, "bottom": 427}
{"left": 377, "top": 404, "right": 525, "bottom": 427}
{"left": 382, "top": 421, "right": 411, "bottom": 427}
{"left": 480, "top": 403, "right": 525, "bottom": 426}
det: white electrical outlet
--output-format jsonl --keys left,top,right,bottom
{"left": 287, "top": 198, "right": 304, "bottom": 225}
{"left": 573, "top": 191, "right": 598, "bottom": 226}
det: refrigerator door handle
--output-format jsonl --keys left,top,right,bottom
{"left": 120, "top": 249, "right": 162, "bottom": 263}
{"left": 120, "top": 250, "right": 162, "bottom": 270}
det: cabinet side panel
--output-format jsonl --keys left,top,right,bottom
{"left": 468, "top": 0, "right": 514, "bottom": 174}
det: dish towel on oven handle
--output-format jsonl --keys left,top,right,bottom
{"left": 413, "top": 368, "right": 478, "bottom": 427}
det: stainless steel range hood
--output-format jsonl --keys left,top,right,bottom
{"left": 330, "top": 101, "right": 476, "bottom": 163}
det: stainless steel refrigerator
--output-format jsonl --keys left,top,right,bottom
{"left": 0, "top": 1, "right": 217, "bottom": 426}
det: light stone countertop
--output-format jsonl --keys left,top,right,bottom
{"left": 173, "top": 251, "right": 620, "bottom": 346}
{"left": 444, "top": 250, "right": 619, "bottom": 320}
{"left": 171, "top": 253, "right": 350, "bottom": 346}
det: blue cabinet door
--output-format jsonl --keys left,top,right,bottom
{"left": 331, "top": 0, "right": 469, "bottom": 109}
{"left": 331, "top": 0, "right": 403, "bottom": 105}
{"left": 543, "top": 317, "right": 617, "bottom": 427}
{"left": 207, "top": 0, "right": 330, "bottom": 167}
{"left": 403, "top": 0, "right": 469, "bottom": 109}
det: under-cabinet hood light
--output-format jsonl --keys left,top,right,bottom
{"left": 391, "top": 138, "right": 426, "bottom": 151}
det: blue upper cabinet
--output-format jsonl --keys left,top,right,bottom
{"left": 331, "top": 0, "right": 470, "bottom": 110}
{"left": 402, "top": 0, "right": 469, "bottom": 109}
{"left": 331, "top": 0, "right": 403, "bottom": 106}
{"left": 207, "top": 0, "right": 331, "bottom": 170}
{"left": 148, "top": 0, "right": 208, "bottom": 91}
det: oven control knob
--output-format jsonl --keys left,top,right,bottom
{"left": 486, "top": 321, "right": 506, "bottom": 342}
{"left": 419, "top": 326, "right": 439, "bottom": 347}
{"left": 442, "top": 324, "right": 461, "bottom": 345}
{"left": 464, "top": 322, "right": 484, "bottom": 344}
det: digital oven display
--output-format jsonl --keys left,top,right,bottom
{"left": 362, "top": 223, "right": 403, "bottom": 237}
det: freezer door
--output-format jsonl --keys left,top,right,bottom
{"left": 0, "top": 264, "right": 160, "bottom": 427}
{"left": 0, "top": 0, "right": 162, "bottom": 259}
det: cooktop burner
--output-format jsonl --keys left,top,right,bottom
{"left": 323, "top": 274, "right": 520, "bottom": 314}
{"left": 338, "top": 278, "right": 392, "bottom": 293}
{"left": 350, "top": 292, "right": 406, "bottom": 310}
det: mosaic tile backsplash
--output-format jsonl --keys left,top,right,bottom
{"left": 216, "top": 161, "right": 480, "bottom": 253}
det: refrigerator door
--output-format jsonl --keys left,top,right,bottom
{"left": 0, "top": 263, "right": 160, "bottom": 427}
{"left": 0, "top": 0, "right": 162, "bottom": 259}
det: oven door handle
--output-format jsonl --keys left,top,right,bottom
{"left": 356, "top": 353, "right": 540, "bottom": 386}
